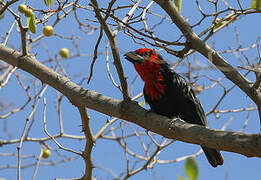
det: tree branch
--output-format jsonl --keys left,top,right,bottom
{"left": 78, "top": 107, "right": 94, "bottom": 180}
{"left": 152, "top": 0, "right": 261, "bottom": 106}
{"left": 1, "top": 44, "right": 261, "bottom": 158}
{"left": 90, "top": 0, "right": 130, "bottom": 100}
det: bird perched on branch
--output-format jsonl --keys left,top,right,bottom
{"left": 124, "top": 48, "right": 223, "bottom": 167}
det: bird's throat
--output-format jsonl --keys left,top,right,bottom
{"left": 144, "top": 80, "right": 165, "bottom": 100}
{"left": 134, "top": 61, "right": 166, "bottom": 100}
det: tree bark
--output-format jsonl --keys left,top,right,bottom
{"left": 1, "top": 44, "right": 261, "bottom": 158}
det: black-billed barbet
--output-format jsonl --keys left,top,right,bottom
{"left": 124, "top": 48, "right": 223, "bottom": 167}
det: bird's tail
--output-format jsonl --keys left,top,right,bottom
{"left": 201, "top": 146, "right": 224, "bottom": 167}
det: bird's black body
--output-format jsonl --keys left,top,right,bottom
{"left": 144, "top": 62, "right": 206, "bottom": 125}
{"left": 124, "top": 48, "right": 223, "bottom": 167}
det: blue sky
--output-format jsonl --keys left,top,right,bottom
{"left": 0, "top": 0, "right": 260, "bottom": 179}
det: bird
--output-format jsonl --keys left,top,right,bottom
{"left": 124, "top": 48, "right": 223, "bottom": 167}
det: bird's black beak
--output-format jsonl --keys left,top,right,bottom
{"left": 124, "top": 51, "right": 144, "bottom": 64}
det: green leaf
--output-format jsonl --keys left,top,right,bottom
{"left": 251, "top": 0, "right": 256, "bottom": 8}
{"left": 44, "top": 0, "right": 54, "bottom": 8}
{"left": 177, "top": 175, "right": 186, "bottom": 180}
{"left": 174, "top": 0, "right": 182, "bottom": 13}
{"left": 185, "top": 157, "right": 198, "bottom": 180}
{"left": 27, "top": 16, "right": 37, "bottom": 34}
{"left": 251, "top": 0, "right": 261, "bottom": 10}
{"left": 258, "top": 0, "right": 261, "bottom": 9}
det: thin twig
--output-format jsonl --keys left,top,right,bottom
{"left": 32, "top": 152, "right": 42, "bottom": 180}
{"left": 0, "top": 66, "right": 17, "bottom": 89}
{"left": 78, "top": 107, "right": 94, "bottom": 180}
{"left": 3, "top": 20, "right": 16, "bottom": 45}
{"left": 17, "top": 85, "right": 48, "bottom": 180}
{"left": 57, "top": 95, "right": 64, "bottom": 135}
{"left": 105, "top": 42, "right": 120, "bottom": 89}
{"left": 43, "top": 98, "right": 82, "bottom": 156}
{"left": 87, "top": 27, "right": 103, "bottom": 84}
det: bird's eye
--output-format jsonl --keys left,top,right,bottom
{"left": 156, "top": 54, "right": 163, "bottom": 60}
{"left": 143, "top": 51, "right": 150, "bottom": 56}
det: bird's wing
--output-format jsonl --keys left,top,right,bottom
{"left": 172, "top": 72, "right": 208, "bottom": 126}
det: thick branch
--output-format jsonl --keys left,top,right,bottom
{"left": 153, "top": 0, "right": 261, "bottom": 106}
{"left": 0, "top": 0, "right": 19, "bottom": 15}
{"left": 0, "top": 44, "right": 261, "bottom": 158}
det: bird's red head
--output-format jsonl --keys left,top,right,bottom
{"left": 124, "top": 48, "right": 164, "bottom": 81}
{"left": 124, "top": 48, "right": 166, "bottom": 100}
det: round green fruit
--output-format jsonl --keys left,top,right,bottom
{"left": 41, "top": 149, "right": 51, "bottom": 159}
{"left": 18, "top": 4, "right": 27, "bottom": 13}
{"left": 43, "top": 25, "right": 54, "bottom": 37}
{"left": 195, "top": 85, "right": 202, "bottom": 94}
{"left": 59, "top": 48, "right": 69, "bottom": 59}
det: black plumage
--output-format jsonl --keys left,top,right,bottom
{"left": 125, "top": 48, "right": 224, "bottom": 167}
